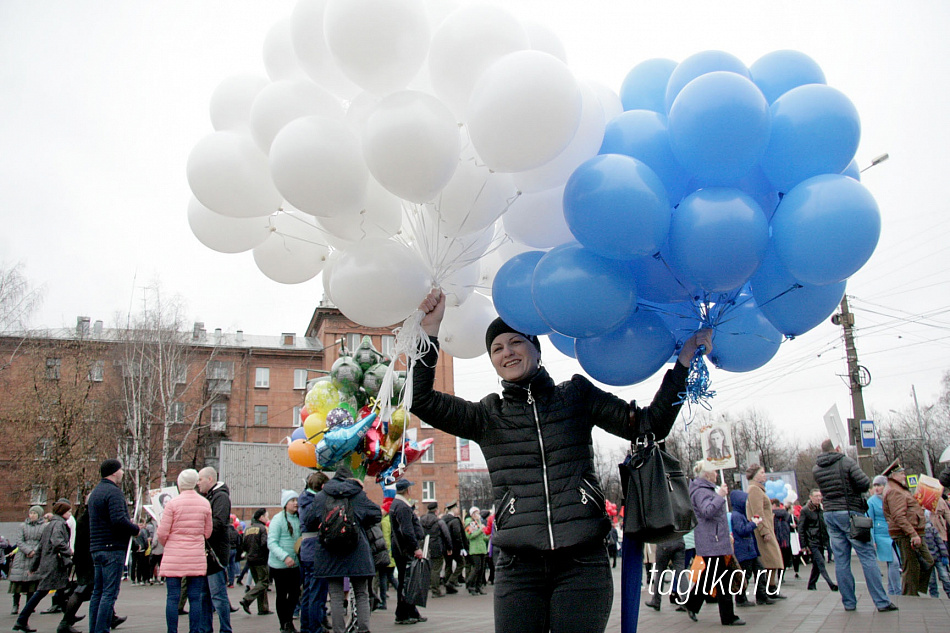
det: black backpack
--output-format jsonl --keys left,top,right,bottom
{"left": 320, "top": 495, "right": 359, "bottom": 554}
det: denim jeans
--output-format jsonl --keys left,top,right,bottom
{"left": 201, "top": 570, "right": 232, "bottom": 633}
{"left": 227, "top": 551, "right": 240, "bottom": 586}
{"left": 823, "top": 511, "right": 890, "bottom": 609}
{"left": 494, "top": 542, "right": 613, "bottom": 633}
{"left": 886, "top": 559, "right": 902, "bottom": 595}
{"left": 928, "top": 557, "right": 950, "bottom": 597}
{"left": 89, "top": 549, "right": 126, "bottom": 633}
{"left": 299, "top": 561, "right": 328, "bottom": 633}
{"left": 166, "top": 576, "right": 207, "bottom": 633}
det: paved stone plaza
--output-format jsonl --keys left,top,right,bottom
{"left": 3, "top": 559, "right": 949, "bottom": 633}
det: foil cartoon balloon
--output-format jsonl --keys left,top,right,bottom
{"left": 314, "top": 411, "right": 377, "bottom": 468}
{"left": 305, "top": 381, "right": 341, "bottom": 418}
{"left": 331, "top": 355, "right": 364, "bottom": 396}
{"left": 353, "top": 335, "right": 383, "bottom": 371}
{"left": 326, "top": 406, "right": 355, "bottom": 430}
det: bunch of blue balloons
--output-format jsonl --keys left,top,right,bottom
{"left": 492, "top": 50, "right": 881, "bottom": 385}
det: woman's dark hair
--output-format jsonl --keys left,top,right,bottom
{"left": 307, "top": 472, "right": 329, "bottom": 492}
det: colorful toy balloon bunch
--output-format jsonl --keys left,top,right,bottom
{"left": 286, "top": 336, "right": 433, "bottom": 483}
{"left": 492, "top": 49, "right": 880, "bottom": 388}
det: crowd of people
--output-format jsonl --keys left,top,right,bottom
{"left": 2, "top": 457, "right": 518, "bottom": 633}
{"left": 642, "top": 439, "right": 950, "bottom": 626}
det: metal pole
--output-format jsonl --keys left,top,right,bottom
{"left": 911, "top": 385, "right": 933, "bottom": 477}
{"left": 833, "top": 296, "right": 874, "bottom": 476}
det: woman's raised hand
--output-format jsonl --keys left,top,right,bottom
{"left": 677, "top": 328, "right": 713, "bottom": 367}
{"left": 419, "top": 288, "right": 446, "bottom": 337}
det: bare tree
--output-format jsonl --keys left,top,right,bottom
{"left": 0, "top": 262, "right": 44, "bottom": 375}
{"left": 592, "top": 443, "right": 627, "bottom": 505}
{"left": 1, "top": 335, "right": 119, "bottom": 504}
{"left": 110, "top": 284, "right": 223, "bottom": 509}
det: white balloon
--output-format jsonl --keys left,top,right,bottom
{"left": 362, "top": 91, "right": 460, "bottom": 203}
{"left": 187, "top": 131, "right": 282, "bottom": 218}
{"left": 321, "top": 248, "right": 342, "bottom": 303}
{"left": 269, "top": 116, "right": 368, "bottom": 218}
{"left": 468, "top": 51, "right": 582, "bottom": 173}
{"left": 324, "top": 0, "right": 430, "bottom": 95}
{"left": 427, "top": 158, "right": 516, "bottom": 237}
{"left": 263, "top": 18, "right": 308, "bottom": 81}
{"left": 439, "top": 292, "right": 497, "bottom": 359}
{"left": 427, "top": 4, "right": 529, "bottom": 118}
{"left": 441, "top": 261, "right": 480, "bottom": 307}
{"left": 589, "top": 80, "right": 624, "bottom": 123}
{"left": 316, "top": 178, "right": 403, "bottom": 244}
{"left": 210, "top": 74, "right": 269, "bottom": 133}
{"left": 522, "top": 19, "right": 567, "bottom": 63}
{"left": 345, "top": 91, "right": 381, "bottom": 133}
{"left": 253, "top": 211, "right": 330, "bottom": 284}
{"left": 503, "top": 186, "right": 573, "bottom": 248}
{"left": 249, "top": 79, "right": 344, "bottom": 153}
{"left": 187, "top": 197, "right": 272, "bottom": 254}
{"left": 290, "top": 0, "right": 361, "bottom": 99}
{"left": 329, "top": 238, "right": 432, "bottom": 327}
{"left": 513, "top": 81, "right": 606, "bottom": 193}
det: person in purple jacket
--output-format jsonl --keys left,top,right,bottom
{"left": 682, "top": 460, "right": 744, "bottom": 627}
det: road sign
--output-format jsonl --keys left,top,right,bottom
{"left": 860, "top": 419, "right": 876, "bottom": 449}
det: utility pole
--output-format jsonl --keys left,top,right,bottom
{"left": 831, "top": 295, "right": 874, "bottom": 476}
{"left": 912, "top": 385, "right": 933, "bottom": 477}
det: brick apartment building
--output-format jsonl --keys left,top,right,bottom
{"left": 0, "top": 303, "right": 460, "bottom": 522}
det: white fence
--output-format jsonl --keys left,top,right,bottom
{"left": 219, "top": 442, "right": 314, "bottom": 508}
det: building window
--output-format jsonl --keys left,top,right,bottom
{"left": 421, "top": 481, "right": 436, "bottom": 502}
{"left": 421, "top": 443, "right": 435, "bottom": 463}
{"left": 31, "top": 485, "right": 48, "bottom": 505}
{"left": 254, "top": 405, "right": 268, "bottom": 426}
{"left": 207, "top": 360, "right": 233, "bottom": 380}
{"left": 205, "top": 442, "right": 220, "bottom": 459}
{"left": 255, "top": 368, "right": 270, "bottom": 388}
{"left": 36, "top": 439, "right": 54, "bottom": 461}
{"left": 210, "top": 403, "right": 227, "bottom": 431}
{"left": 345, "top": 333, "right": 361, "bottom": 353}
{"left": 88, "top": 360, "right": 104, "bottom": 382}
{"left": 46, "top": 357, "right": 61, "bottom": 380}
{"left": 169, "top": 402, "right": 185, "bottom": 423}
{"left": 294, "top": 369, "right": 308, "bottom": 390}
{"left": 293, "top": 406, "right": 303, "bottom": 428}
{"left": 172, "top": 363, "right": 187, "bottom": 384}
{"left": 381, "top": 335, "right": 395, "bottom": 358}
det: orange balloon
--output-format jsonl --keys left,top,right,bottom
{"left": 288, "top": 439, "right": 318, "bottom": 468}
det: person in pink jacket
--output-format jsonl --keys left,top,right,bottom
{"left": 157, "top": 469, "right": 213, "bottom": 633}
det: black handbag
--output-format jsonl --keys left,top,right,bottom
{"left": 403, "top": 557, "right": 431, "bottom": 607}
{"left": 619, "top": 434, "right": 696, "bottom": 543}
{"left": 849, "top": 514, "right": 873, "bottom": 542}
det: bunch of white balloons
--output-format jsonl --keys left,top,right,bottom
{"left": 185, "top": 0, "right": 621, "bottom": 358}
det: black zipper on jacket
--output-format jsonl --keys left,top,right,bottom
{"left": 527, "top": 384, "right": 556, "bottom": 549}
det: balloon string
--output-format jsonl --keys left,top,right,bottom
{"left": 676, "top": 345, "right": 716, "bottom": 411}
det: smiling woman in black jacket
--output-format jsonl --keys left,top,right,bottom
{"left": 412, "top": 288, "right": 710, "bottom": 633}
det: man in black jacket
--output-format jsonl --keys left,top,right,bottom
{"left": 441, "top": 502, "right": 468, "bottom": 594}
{"left": 198, "top": 467, "right": 234, "bottom": 632}
{"left": 419, "top": 502, "right": 452, "bottom": 598}
{"left": 87, "top": 459, "right": 139, "bottom": 633}
{"left": 796, "top": 489, "right": 837, "bottom": 591}
{"left": 239, "top": 509, "right": 271, "bottom": 615}
{"left": 813, "top": 440, "right": 896, "bottom": 613}
{"left": 389, "top": 480, "right": 425, "bottom": 625}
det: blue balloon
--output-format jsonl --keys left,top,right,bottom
{"left": 563, "top": 154, "right": 671, "bottom": 260}
{"left": 531, "top": 243, "right": 637, "bottom": 339}
{"left": 733, "top": 168, "right": 780, "bottom": 220}
{"left": 750, "top": 249, "right": 846, "bottom": 337}
{"left": 708, "top": 301, "right": 783, "bottom": 372}
{"left": 291, "top": 427, "right": 307, "bottom": 442}
{"left": 547, "top": 332, "right": 576, "bottom": 358}
{"left": 492, "top": 251, "right": 553, "bottom": 336}
{"left": 639, "top": 300, "right": 701, "bottom": 350}
{"left": 669, "top": 72, "right": 771, "bottom": 185}
{"left": 771, "top": 174, "right": 880, "bottom": 286}
{"left": 667, "top": 188, "right": 770, "bottom": 293}
{"left": 628, "top": 251, "right": 696, "bottom": 304}
{"left": 841, "top": 158, "right": 861, "bottom": 181}
{"left": 665, "top": 50, "right": 750, "bottom": 112}
{"left": 760, "top": 84, "right": 860, "bottom": 193}
{"left": 750, "top": 50, "right": 827, "bottom": 104}
{"left": 599, "top": 110, "right": 691, "bottom": 203}
{"left": 620, "top": 58, "right": 678, "bottom": 113}
{"left": 575, "top": 308, "right": 676, "bottom": 386}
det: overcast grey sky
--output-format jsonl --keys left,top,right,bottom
{"left": 2, "top": 1, "right": 948, "bottom": 451}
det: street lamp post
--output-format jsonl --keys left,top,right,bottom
{"left": 912, "top": 385, "right": 933, "bottom": 477}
